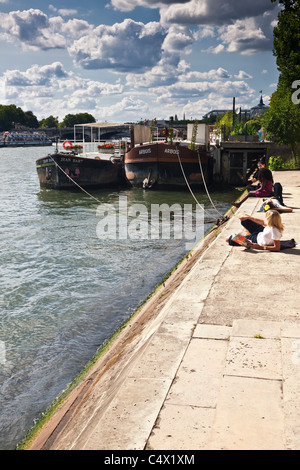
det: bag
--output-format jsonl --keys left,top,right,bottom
{"left": 280, "top": 239, "right": 296, "bottom": 250}
{"left": 273, "top": 182, "right": 284, "bottom": 206}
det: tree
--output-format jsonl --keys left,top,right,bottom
{"left": 39, "top": 115, "right": 58, "bottom": 128}
{"left": 263, "top": 81, "right": 300, "bottom": 159}
{"left": 0, "top": 104, "right": 28, "bottom": 131}
{"left": 215, "top": 112, "right": 233, "bottom": 139}
{"left": 264, "top": 0, "right": 300, "bottom": 158}
{"left": 271, "top": 0, "right": 300, "bottom": 86}
{"left": 61, "top": 113, "right": 96, "bottom": 127}
{"left": 24, "top": 111, "right": 39, "bottom": 128}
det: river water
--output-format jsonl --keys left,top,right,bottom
{"left": 0, "top": 146, "right": 239, "bottom": 450}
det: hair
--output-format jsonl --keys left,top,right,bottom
{"left": 259, "top": 157, "right": 266, "bottom": 165}
{"left": 265, "top": 210, "right": 284, "bottom": 233}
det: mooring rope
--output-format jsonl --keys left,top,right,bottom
{"left": 196, "top": 149, "right": 224, "bottom": 218}
{"left": 49, "top": 155, "right": 102, "bottom": 204}
{"left": 176, "top": 147, "right": 229, "bottom": 226}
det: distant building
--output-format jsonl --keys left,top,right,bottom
{"left": 202, "top": 109, "right": 231, "bottom": 120}
{"left": 202, "top": 95, "right": 268, "bottom": 121}
{"left": 249, "top": 95, "right": 269, "bottom": 117}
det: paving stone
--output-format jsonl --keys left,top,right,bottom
{"left": 208, "top": 376, "right": 285, "bottom": 450}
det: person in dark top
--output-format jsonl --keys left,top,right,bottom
{"left": 233, "top": 158, "right": 274, "bottom": 208}
{"left": 246, "top": 157, "right": 273, "bottom": 192}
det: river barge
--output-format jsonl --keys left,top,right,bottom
{"left": 36, "top": 146, "right": 125, "bottom": 190}
{"left": 124, "top": 124, "right": 214, "bottom": 189}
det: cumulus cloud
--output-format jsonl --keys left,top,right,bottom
{"left": 68, "top": 19, "right": 167, "bottom": 71}
{"left": 110, "top": 0, "right": 190, "bottom": 12}
{"left": 49, "top": 5, "right": 78, "bottom": 16}
{"left": 160, "top": 0, "right": 277, "bottom": 25}
{"left": 180, "top": 68, "right": 232, "bottom": 81}
{"left": 162, "top": 25, "right": 195, "bottom": 52}
{"left": 234, "top": 70, "right": 253, "bottom": 80}
{"left": 202, "top": 44, "right": 225, "bottom": 54}
{"left": 1, "top": 62, "right": 124, "bottom": 119}
{"left": 218, "top": 18, "right": 271, "bottom": 55}
{"left": 126, "top": 51, "right": 185, "bottom": 88}
{"left": 97, "top": 96, "right": 149, "bottom": 119}
{"left": 0, "top": 9, "right": 66, "bottom": 50}
{"left": 4, "top": 62, "right": 68, "bottom": 87}
{"left": 49, "top": 17, "right": 93, "bottom": 38}
{"left": 152, "top": 79, "right": 255, "bottom": 104}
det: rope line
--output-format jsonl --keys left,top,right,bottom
{"left": 176, "top": 147, "right": 229, "bottom": 226}
{"left": 197, "top": 149, "right": 224, "bottom": 217}
{"left": 49, "top": 155, "right": 102, "bottom": 204}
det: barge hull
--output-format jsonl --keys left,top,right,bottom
{"left": 125, "top": 143, "right": 213, "bottom": 188}
{"left": 36, "top": 153, "right": 122, "bottom": 189}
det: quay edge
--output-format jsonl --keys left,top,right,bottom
{"left": 18, "top": 200, "right": 239, "bottom": 450}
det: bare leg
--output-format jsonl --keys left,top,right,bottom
{"left": 232, "top": 191, "right": 256, "bottom": 208}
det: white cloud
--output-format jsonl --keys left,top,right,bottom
{"left": 49, "top": 17, "right": 93, "bottom": 38}
{"left": 162, "top": 25, "right": 195, "bottom": 52}
{"left": 234, "top": 70, "right": 253, "bottom": 80}
{"left": 153, "top": 79, "right": 255, "bottom": 102}
{"left": 3, "top": 62, "right": 68, "bottom": 87}
{"left": 110, "top": 0, "right": 190, "bottom": 12}
{"left": 160, "top": 0, "right": 277, "bottom": 26}
{"left": 1, "top": 62, "right": 124, "bottom": 120}
{"left": 180, "top": 68, "right": 231, "bottom": 81}
{"left": 96, "top": 96, "right": 149, "bottom": 120}
{"left": 0, "top": 9, "right": 66, "bottom": 50}
{"left": 49, "top": 5, "right": 78, "bottom": 16}
{"left": 202, "top": 44, "right": 225, "bottom": 54}
{"left": 68, "top": 19, "right": 167, "bottom": 72}
{"left": 218, "top": 18, "right": 270, "bottom": 55}
{"left": 126, "top": 52, "right": 185, "bottom": 88}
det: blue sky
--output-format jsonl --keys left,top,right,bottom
{"left": 0, "top": 0, "right": 281, "bottom": 123}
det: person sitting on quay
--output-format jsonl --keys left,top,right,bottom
{"left": 257, "top": 197, "right": 293, "bottom": 214}
{"left": 246, "top": 157, "right": 271, "bottom": 192}
{"left": 233, "top": 165, "right": 274, "bottom": 209}
{"left": 226, "top": 210, "right": 284, "bottom": 252}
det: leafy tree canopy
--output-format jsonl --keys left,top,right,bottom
{"left": 272, "top": 0, "right": 300, "bottom": 85}
{"left": 0, "top": 104, "right": 39, "bottom": 131}
{"left": 61, "top": 113, "right": 96, "bottom": 128}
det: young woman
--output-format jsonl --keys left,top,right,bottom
{"left": 233, "top": 167, "right": 274, "bottom": 208}
{"left": 227, "top": 210, "right": 284, "bottom": 252}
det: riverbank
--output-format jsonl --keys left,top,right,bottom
{"left": 26, "top": 170, "right": 300, "bottom": 450}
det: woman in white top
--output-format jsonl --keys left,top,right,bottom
{"left": 227, "top": 210, "right": 284, "bottom": 252}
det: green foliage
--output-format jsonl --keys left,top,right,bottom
{"left": 39, "top": 115, "right": 58, "bottom": 128}
{"left": 215, "top": 112, "right": 233, "bottom": 139}
{"left": 263, "top": 81, "right": 300, "bottom": 157}
{"left": 150, "top": 118, "right": 156, "bottom": 143}
{"left": 189, "top": 120, "right": 198, "bottom": 150}
{"left": 269, "top": 154, "right": 300, "bottom": 169}
{"left": 272, "top": 2, "right": 300, "bottom": 86}
{"left": 265, "top": 1, "right": 300, "bottom": 157}
{"left": 268, "top": 156, "right": 284, "bottom": 170}
{"left": 0, "top": 104, "right": 38, "bottom": 131}
{"left": 61, "top": 113, "right": 96, "bottom": 127}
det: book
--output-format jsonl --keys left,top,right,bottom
{"left": 231, "top": 233, "right": 252, "bottom": 248}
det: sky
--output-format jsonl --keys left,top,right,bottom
{"left": 0, "top": 0, "right": 281, "bottom": 123}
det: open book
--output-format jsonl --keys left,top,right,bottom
{"left": 231, "top": 233, "right": 252, "bottom": 248}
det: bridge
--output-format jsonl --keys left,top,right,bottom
{"left": 42, "top": 123, "right": 131, "bottom": 142}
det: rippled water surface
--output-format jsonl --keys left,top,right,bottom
{"left": 0, "top": 146, "right": 239, "bottom": 449}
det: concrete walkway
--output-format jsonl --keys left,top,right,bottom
{"left": 28, "top": 171, "right": 300, "bottom": 451}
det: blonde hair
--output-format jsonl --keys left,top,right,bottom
{"left": 265, "top": 210, "right": 284, "bottom": 233}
